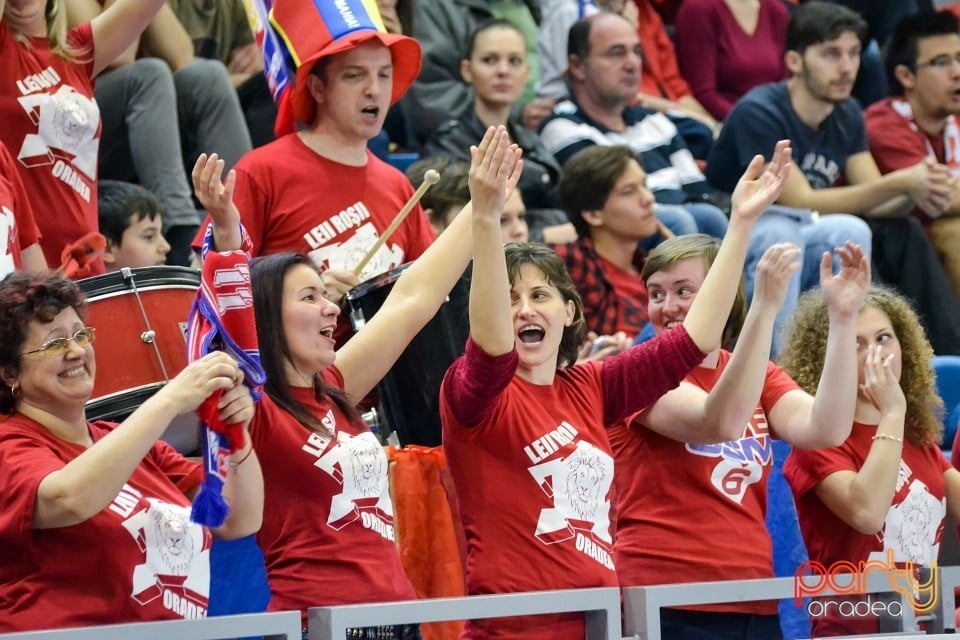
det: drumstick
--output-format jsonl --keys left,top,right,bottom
{"left": 352, "top": 169, "right": 441, "bottom": 277}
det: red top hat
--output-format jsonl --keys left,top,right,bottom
{"left": 269, "top": 0, "right": 422, "bottom": 125}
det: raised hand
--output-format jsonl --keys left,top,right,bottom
{"left": 859, "top": 345, "right": 906, "bottom": 418}
{"left": 730, "top": 139, "right": 792, "bottom": 222}
{"left": 469, "top": 126, "right": 523, "bottom": 222}
{"left": 820, "top": 242, "right": 870, "bottom": 319}
{"left": 192, "top": 153, "right": 242, "bottom": 251}
{"left": 752, "top": 243, "right": 801, "bottom": 312}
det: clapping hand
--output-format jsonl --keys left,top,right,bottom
{"left": 820, "top": 242, "right": 870, "bottom": 320}
{"left": 730, "top": 139, "right": 792, "bottom": 223}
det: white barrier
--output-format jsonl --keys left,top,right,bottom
{"left": 622, "top": 566, "right": 960, "bottom": 640}
{"left": 307, "top": 587, "right": 622, "bottom": 640}
{"left": 0, "top": 611, "right": 302, "bottom": 640}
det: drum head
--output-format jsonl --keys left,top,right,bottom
{"left": 77, "top": 265, "right": 201, "bottom": 297}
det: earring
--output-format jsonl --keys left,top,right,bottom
{"left": 10, "top": 382, "right": 20, "bottom": 399}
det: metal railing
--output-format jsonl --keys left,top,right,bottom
{"left": 307, "top": 587, "right": 622, "bottom": 640}
{"left": 622, "top": 566, "right": 960, "bottom": 640}
{"left": 0, "top": 611, "right": 302, "bottom": 640}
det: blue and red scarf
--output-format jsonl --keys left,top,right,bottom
{"left": 187, "top": 225, "right": 266, "bottom": 527}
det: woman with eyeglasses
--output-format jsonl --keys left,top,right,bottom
{"left": 0, "top": 271, "right": 264, "bottom": 632}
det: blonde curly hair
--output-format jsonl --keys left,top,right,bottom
{"left": 778, "top": 285, "right": 943, "bottom": 447}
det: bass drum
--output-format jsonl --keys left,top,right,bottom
{"left": 77, "top": 266, "right": 201, "bottom": 455}
{"left": 345, "top": 264, "right": 470, "bottom": 447}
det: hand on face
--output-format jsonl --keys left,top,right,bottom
{"left": 192, "top": 153, "right": 240, "bottom": 232}
{"left": 730, "top": 139, "right": 792, "bottom": 223}
{"left": 751, "top": 243, "right": 801, "bottom": 311}
{"left": 820, "top": 242, "right": 871, "bottom": 319}
{"left": 468, "top": 126, "right": 524, "bottom": 222}
{"left": 159, "top": 351, "right": 243, "bottom": 417}
{"left": 859, "top": 344, "right": 906, "bottom": 419}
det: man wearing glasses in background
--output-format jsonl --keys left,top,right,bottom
{"left": 539, "top": 11, "right": 730, "bottom": 246}
{"left": 866, "top": 10, "right": 960, "bottom": 300}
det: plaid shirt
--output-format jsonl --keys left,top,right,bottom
{"left": 550, "top": 237, "right": 648, "bottom": 338}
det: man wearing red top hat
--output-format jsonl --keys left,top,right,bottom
{"left": 194, "top": 0, "right": 435, "bottom": 310}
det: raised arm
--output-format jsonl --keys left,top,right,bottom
{"left": 86, "top": 0, "right": 168, "bottom": 77}
{"left": 811, "top": 346, "right": 907, "bottom": 534}
{"left": 33, "top": 352, "right": 243, "bottom": 529}
{"left": 682, "top": 140, "right": 792, "bottom": 353}
{"left": 335, "top": 127, "right": 522, "bottom": 400}
{"left": 769, "top": 243, "right": 869, "bottom": 449}
{"left": 640, "top": 243, "right": 799, "bottom": 443}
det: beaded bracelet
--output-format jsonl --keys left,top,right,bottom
{"left": 872, "top": 433, "right": 903, "bottom": 444}
{"left": 229, "top": 447, "right": 254, "bottom": 469}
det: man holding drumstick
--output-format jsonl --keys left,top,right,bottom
{"left": 194, "top": 0, "right": 435, "bottom": 309}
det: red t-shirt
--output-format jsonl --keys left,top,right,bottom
{"left": 0, "top": 416, "right": 208, "bottom": 631}
{"left": 784, "top": 423, "right": 950, "bottom": 637}
{"left": 0, "top": 142, "right": 41, "bottom": 278}
{"left": 440, "top": 329, "right": 704, "bottom": 639}
{"left": 865, "top": 98, "right": 960, "bottom": 223}
{"left": 610, "top": 350, "right": 798, "bottom": 615}
{"left": 252, "top": 367, "right": 416, "bottom": 624}
{"left": 0, "top": 22, "right": 102, "bottom": 274}
{"left": 596, "top": 254, "right": 648, "bottom": 336}
{"left": 195, "top": 134, "right": 435, "bottom": 278}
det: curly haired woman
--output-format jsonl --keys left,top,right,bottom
{"left": 781, "top": 285, "right": 956, "bottom": 637}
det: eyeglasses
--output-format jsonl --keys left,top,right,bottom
{"left": 19, "top": 327, "right": 96, "bottom": 358}
{"left": 915, "top": 53, "right": 960, "bottom": 70}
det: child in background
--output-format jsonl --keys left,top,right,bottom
{"left": 98, "top": 181, "right": 171, "bottom": 270}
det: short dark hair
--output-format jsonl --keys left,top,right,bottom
{"left": 558, "top": 145, "right": 642, "bottom": 238}
{"left": 567, "top": 15, "right": 593, "bottom": 60}
{"left": 405, "top": 156, "right": 470, "bottom": 228}
{"left": 98, "top": 180, "right": 163, "bottom": 246}
{"left": 250, "top": 253, "right": 360, "bottom": 429}
{"left": 504, "top": 243, "right": 585, "bottom": 368}
{"left": 0, "top": 272, "right": 87, "bottom": 413}
{"left": 786, "top": 1, "right": 867, "bottom": 54}
{"left": 884, "top": 11, "right": 960, "bottom": 97}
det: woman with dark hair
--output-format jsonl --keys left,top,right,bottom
{"left": 425, "top": 18, "right": 573, "bottom": 244}
{"left": 781, "top": 285, "right": 960, "bottom": 637}
{"left": 437, "top": 140, "right": 793, "bottom": 640}
{"left": 192, "top": 126, "right": 522, "bottom": 636}
{"left": 0, "top": 271, "right": 262, "bottom": 631}
{"left": 609, "top": 235, "right": 869, "bottom": 640}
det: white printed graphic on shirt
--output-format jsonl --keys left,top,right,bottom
{"left": 0, "top": 205, "right": 16, "bottom": 278}
{"left": 685, "top": 407, "right": 772, "bottom": 504}
{"left": 114, "top": 491, "right": 209, "bottom": 620}
{"left": 524, "top": 423, "right": 615, "bottom": 569}
{"left": 871, "top": 471, "right": 946, "bottom": 566}
{"left": 307, "top": 220, "right": 404, "bottom": 282}
{"left": 15, "top": 81, "right": 99, "bottom": 202}
{"left": 302, "top": 425, "right": 395, "bottom": 541}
